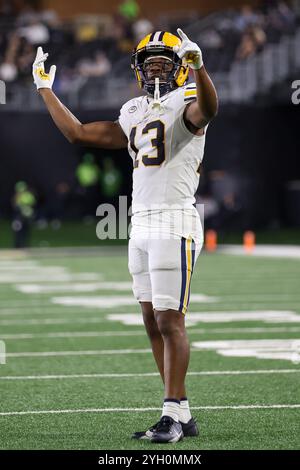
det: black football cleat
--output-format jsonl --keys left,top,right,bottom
{"left": 131, "top": 421, "right": 160, "bottom": 440}
{"left": 132, "top": 416, "right": 199, "bottom": 440}
{"left": 151, "top": 416, "right": 183, "bottom": 443}
{"left": 181, "top": 417, "right": 199, "bottom": 437}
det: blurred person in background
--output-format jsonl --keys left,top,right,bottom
{"left": 41, "top": 181, "right": 72, "bottom": 222}
{"left": 132, "top": 17, "right": 153, "bottom": 43}
{"left": 207, "top": 170, "right": 243, "bottom": 230}
{"left": 236, "top": 30, "right": 257, "bottom": 60}
{"left": 17, "top": 12, "right": 50, "bottom": 45}
{"left": 118, "top": 0, "right": 140, "bottom": 22}
{"left": 0, "top": 32, "right": 19, "bottom": 82}
{"left": 100, "top": 157, "right": 122, "bottom": 202}
{"left": 112, "top": 0, "right": 140, "bottom": 51}
{"left": 235, "top": 4, "right": 259, "bottom": 32}
{"left": 267, "top": 0, "right": 296, "bottom": 33}
{"left": 76, "top": 153, "right": 101, "bottom": 216}
{"left": 12, "top": 181, "right": 36, "bottom": 248}
{"left": 32, "top": 25, "right": 218, "bottom": 444}
{"left": 77, "top": 51, "right": 111, "bottom": 78}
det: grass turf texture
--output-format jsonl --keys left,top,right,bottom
{"left": 0, "top": 249, "right": 299, "bottom": 449}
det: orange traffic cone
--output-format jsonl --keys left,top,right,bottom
{"left": 205, "top": 230, "right": 217, "bottom": 252}
{"left": 243, "top": 231, "right": 255, "bottom": 253}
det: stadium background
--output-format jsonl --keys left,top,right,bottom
{"left": 0, "top": 0, "right": 300, "bottom": 246}
{"left": 0, "top": 0, "right": 300, "bottom": 452}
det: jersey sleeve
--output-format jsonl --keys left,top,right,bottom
{"left": 182, "top": 82, "right": 197, "bottom": 102}
{"left": 118, "top": 98, "right": 138, "bottom": 139}
{"left": 173, "top": 82, "right": 197, "bottom": 117}
{"left": 118, "top": 104, "right": 130, "bottom": 138}
{"left": 181, "top": 83, "right": 209, "bottom": 133}
{"left": 173, "top": 83, "right": 209, "bottom": 139}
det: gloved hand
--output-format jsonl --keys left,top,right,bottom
{"left": 173, "top": 28, "right": 203, "bottom": 70}
{"left": 32, "top": 46, "right": 56, "bottom": 90}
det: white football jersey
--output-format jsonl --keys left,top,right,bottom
{"left": 118, "top": 82, "right": 206, "bottom": 242}
{"left": 119, "top": 83, "right": 206, "bottom": 212}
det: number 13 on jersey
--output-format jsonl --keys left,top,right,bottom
{"left": 129, "top": 120, "right": 166, "bottom": 168}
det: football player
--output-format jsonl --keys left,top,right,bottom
{"left": 32, "top": 29, "right": 218, "bottom": 444}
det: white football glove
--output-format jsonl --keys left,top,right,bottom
{"left": 32, "top": 46, "right": 56, "bottom": 90}
{"left": 173, "top": 28, "right": 203, "bottom": 70}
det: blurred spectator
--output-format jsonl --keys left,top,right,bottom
{"left": 74, "top": 15, "right": 100, "bottom": 43}
{"left": 236, "top": 20, "right": 267, "bottom": 61}
{"left": 267, "top": 0, "right": 296, "bottom": 33}
{"left": 17, "top": 13, "right": 50, "bottom": 45}
{"left": 118, "top": 0, "right": 140, "bottom": 22}
{"left": 112, "top": 0, "right": 141, "bottom": 51}
{"left": 12, "top": 181, "right": 36, "bottom": 248}
{"left": 0, "top": 0, "right": 297, "bottom": 87}
{"left": 0, "top": 61, "right": 18, "bottom": 82}
{"left": 278, "top": 1, "right": 295, "bottom": 27}
{"left": 77, "top": 51, "right": 111, "bottom": 78}
{"left": 199, "top": 28, "right": 223, "bottom": 49}
{"left": 236, "top": 32, "right": 257, "bottom": 60}
{"left": 101, "top": 158, "right": 122, "bottom": 199}
{"left": 0, "top": 32, "right": 19, "bottom": 82}
{"left": 16, "top": 38, "right": 35, "bottom": 76}
{"left": 111, "top": 12, "right": 135, "bottom": 52}
{"left": 132, "top": 17, "right": 154, "bottom": 42}
{"left": 205, "top": 170, "right": 243, "bottom": 230}
{"left": 47, "top": 181, "right": 72, "bottom": 221}
{"left": 76, "top": 153, "right": 100, "bottom": 187}
{"left": 251, "top": 25, "right": 266, "bottom": 50}
{"left": 76, "top": 153, "right": 101, "bottom": 216}
{"left": 39, "top": 9, "right": 61, "bottom": 29}
{"left": 235, "top": 5, "right": 259, "bottom": 32}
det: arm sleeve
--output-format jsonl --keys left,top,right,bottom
{"left": 118, "top": 99, "right": 137, "bottom": 138}
{"left": 118, "top": 103, "right": 130, "bottom": 138}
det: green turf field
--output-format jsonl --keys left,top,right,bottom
{"left": 0, "top": 248, "right": 299, "bottom": 450}
{"left": 1, "top": 219, "right": 300, "bottom": 248}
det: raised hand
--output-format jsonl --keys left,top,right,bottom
{"left": 173, "top": 28, "right": 203, "bottom": 70}
{"left": 32, "top": 46, "right": 56, "bottom": 90}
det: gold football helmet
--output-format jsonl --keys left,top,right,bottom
{"left": 131, "top": 31, "right": 189, "bottom": 96}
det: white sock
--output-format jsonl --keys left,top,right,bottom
{"left": 161, "top": 399, "right": 180, "bottom": 423}
{"left": 179, "top": 398, "right": 192, "bottom": 424}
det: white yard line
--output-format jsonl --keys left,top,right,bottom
{"left": 200, "top": 327, "right": 300, "bottom": 333}
{"left": 2, "top": 305, "right": 300, "bottom": 318}
{"left": 5, "top": 344, "right": 300, "bottom": 358}
{"left": 0, "top": 273, "right": 101, "bottom": 284}
{"left": 0, "top": 261, "right": 39, "bottom": 268}
{"left": 2, "top": 327, "right": 300, "bottom": 339}
{"left": 219, "top": 245, "right": 300, "bottom": 259}
{"left": 0, "top": 404, "right": 299, "bottom": 417}
{"left": 0, "top": 318, "right": 108, "bottom": 326}
{"left": 191, "top": 339, "right": 300, "bottom": 363}
{"left": 0, "top": 369, "right": 299, "bottom": 381}
{"left": 0, "top": 308, "right": 109, "bottom": 316}
{"left": 6, "top": 349, "right": 153, "bottom": 357}
{"left": 15, "top": 282, "right": 132, "bottom": 294}
{"left": 0, "top": 301, "right": 64, "bottom": 308}
{"left": 212, "top": 294, "right": 300, "bottom": 300}
{"left": 107, "top": 311, "right": 300, "bottom": 326}
{"left": 51, "top": 294, "right": 219, "bottom": 309}
{"left": 0, "top": 331, "right": 146, "bottom": 339}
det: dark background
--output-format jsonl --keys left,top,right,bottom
{"left": 1, "top": 102, "right": 299, "bottom": 228}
